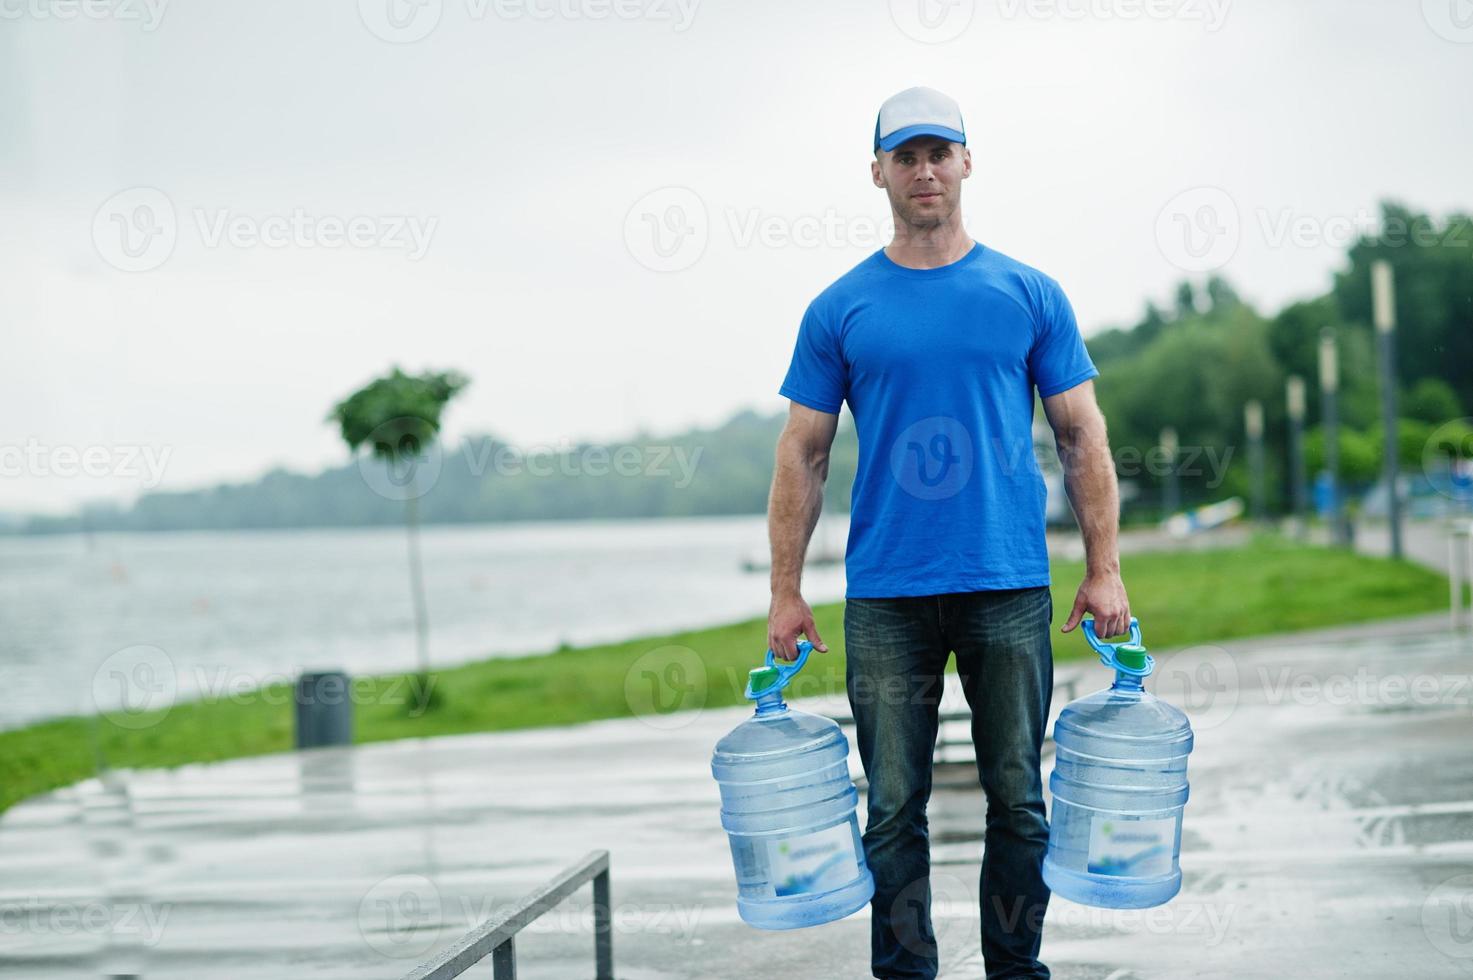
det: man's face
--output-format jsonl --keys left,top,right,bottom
{"left": 871, "top": 136, "right": 972, "bottom": 228}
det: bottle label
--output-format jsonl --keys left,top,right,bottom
{"left": 766, "top": 822, "right": 860, "bottom": 897}
{"left": 1087, "top": 814, "right": 1176, "bottom": 878}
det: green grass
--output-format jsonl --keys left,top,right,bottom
{"left": 0, "top": 534, "right": 1457, "bottom": 815}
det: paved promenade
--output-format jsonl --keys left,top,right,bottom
{"left": 2, "top": 613, "right": 1470, "bottom": 978}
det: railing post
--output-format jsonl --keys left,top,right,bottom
{"left": 594, "top": 865, "right": 613, "bottom": 980}
{"left": 491, "top": 937, "right": 515, "bottom": 979}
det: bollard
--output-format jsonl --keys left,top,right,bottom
{"left": 295, "top": 671, "right": 354, "bottom": 749}
{"left": 1452, "top": 522, "right": 1473, "bottom": 633}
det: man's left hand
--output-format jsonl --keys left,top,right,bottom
{"left": 1060, "top": 568, "right": 1130, "bottom": 639}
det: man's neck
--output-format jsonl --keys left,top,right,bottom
{"left": 884, "top": 218, "right": 974, "bottom": 270}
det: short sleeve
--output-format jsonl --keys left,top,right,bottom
{"left": 778, "top": 302, "right": 847, "bottom": 414}
{"left": 1029, "top": 278, "right": 1099, "bottom": 398}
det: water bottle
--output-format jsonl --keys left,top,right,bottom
{"left": 710, "top": 641, "right": 875, "bottom": 929}
{"left": 1043, "top": 618, "right": 1194, "bottom": 909}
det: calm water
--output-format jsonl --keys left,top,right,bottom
{"left": 0, "top": 516, "right": 849, "bottom": 730}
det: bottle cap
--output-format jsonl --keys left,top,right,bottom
{"left": 748, "top": 666, "right": 781, "bottom": 695}
{"left": 1115, "top": 643, "right": 1149, "bottom": 671}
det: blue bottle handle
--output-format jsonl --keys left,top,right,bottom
{"left": 1081, "top": 617, "right": 1153, "bottom": 676}
{"left": 745, "top": 641, "right": 813, "bottom": 699}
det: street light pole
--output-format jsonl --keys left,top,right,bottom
{"left": 1372, "top": 259, "right": 1404, "bottom": 560}
{"left": 1287, "top": 376, "right": 1308, "bottom": 539}
{"left": 1160, "top": 426, "right": 1180, "bottom": 522}
{"left": 1245, "top": 400, "right": 1265, "bottom": 525}
{"left": 1319, "top": 328, "right": 1346, "bottom": 546}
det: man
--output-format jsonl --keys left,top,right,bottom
{"left": 765, "top": 86, "right": 1130, "bottom": 979}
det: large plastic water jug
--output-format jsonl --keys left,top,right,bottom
{"left": 710, "top": 641, "right": 875, "bottom": 929}
{"left": 1043, "top": 618, "right": 1194, "bottom": 909}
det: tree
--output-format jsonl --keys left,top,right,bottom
{"left": 1403, "top": 378, "right": 1463, "bottom": 426}
{"left": 327, "top": 367, "right": 470, "bottom": 680}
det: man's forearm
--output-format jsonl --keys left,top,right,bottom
{"left": 1058, "top": 426, "right": 1121, "bottom": 575}
{"left": 768, "top": 436, "right": 828, "bottom": 597}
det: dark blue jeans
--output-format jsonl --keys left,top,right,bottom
{"left": 844, "top": 587, "right": 1054, "bottom": 980}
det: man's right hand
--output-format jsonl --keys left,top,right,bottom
{"left": 767, "top": 592, "right": 829, "bottom": 662}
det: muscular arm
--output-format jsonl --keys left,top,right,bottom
{"left": 766, "top": 402, "right": 839, "bottom": 660}
{"left": 1042, "top": 380, "right": 1131, "bottom": 638}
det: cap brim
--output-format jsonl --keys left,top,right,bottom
{"left": 876, "top": 124, "right": 966, "bottom": 153}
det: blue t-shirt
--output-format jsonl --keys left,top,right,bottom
{"left": 779, "top": 241, "right": 1097, "bottom": 599}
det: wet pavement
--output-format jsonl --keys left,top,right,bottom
{"left": 3, "top": 613, "right": 1472, "bottom": 979}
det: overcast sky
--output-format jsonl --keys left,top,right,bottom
{"left": 3, "top": 0, "right": 1470, "bottom": 515}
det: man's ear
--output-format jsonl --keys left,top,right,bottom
{"left": 961, "top": 146, "right": 972, "bottom": 178}
{"left": 871, "top": 156, "right": 886, "bottom": 188}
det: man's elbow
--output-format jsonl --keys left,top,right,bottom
{"left": 1055, "top": 410, "right": 1110, "bottom": 463}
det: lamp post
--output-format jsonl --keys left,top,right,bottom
{"left": 1287, "top": 376, "right": 1307, "bottom": 539}
{"left": 1372, "top": 259, "right": 1404, "bottom": 560}
{"left": 1319, "top": 328, "right": 1347, "bottom": 546}
{"left": 1160, "top": 426, "right": 1180, "bottom": 522}
{"left": 1245, "top": 400, "right": 1265, "bottom": 525}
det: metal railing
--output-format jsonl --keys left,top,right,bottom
{"left": 402, "top": 850, "right": 613, "bottom": 980}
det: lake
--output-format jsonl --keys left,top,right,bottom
{"left": 0, "top": 516, "right": 850, "bottom": 731}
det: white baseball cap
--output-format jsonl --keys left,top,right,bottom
{"left": 873, "top": 86, "right": 967, "bottom": 153}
